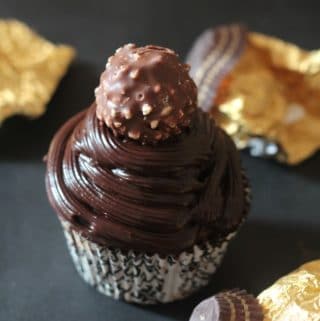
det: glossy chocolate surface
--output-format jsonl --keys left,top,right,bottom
{"left": 46, "top": 103, "right": 246, "bottom": 254}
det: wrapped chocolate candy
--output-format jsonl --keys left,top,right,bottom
{"left": 258, "top": 260, "right": 320, "bottom": 321}
{"left": 0, "top": 20, "right": 75, "bottom": 124}
{"left": 190, "top": 289, "right": 263, "bottom": 321}
{"left": 187, "top": 24, "right": 320, "bottom": 164}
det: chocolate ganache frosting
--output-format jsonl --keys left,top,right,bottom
{"left": 45, "top": 44, "right": 247, "bottom": 255}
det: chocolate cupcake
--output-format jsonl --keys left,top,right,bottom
{"left": 45, "top": 44, "right": 250, "bottom": 304}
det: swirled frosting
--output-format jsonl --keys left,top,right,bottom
{"left": 46, "top": 103, "right": 247, "bottom": 254}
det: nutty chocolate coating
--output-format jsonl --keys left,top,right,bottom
{"left": 95, "top": 44, "right": 197, "bottom": 144}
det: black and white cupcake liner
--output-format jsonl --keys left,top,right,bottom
{"left": 60, "top": 170, "right": 250, "bottom": 305}
{"left": 62, "top": 221, "right": 237, "bottom": 304}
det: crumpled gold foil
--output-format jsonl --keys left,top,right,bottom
{"left": 0, "top": 20, "right": 75, "bottom": 124}
{"left": 258, "top": 260, "right": 320, "bottom": 321}
{"left": 214, "top": 33, "right": 320, "bottom": 165}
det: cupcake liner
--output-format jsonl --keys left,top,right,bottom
{"left": 59, "top": 170, "right": 250, "bottom": 305}
{"left": 61, "top": 220, "right": 237, "bottom": 304}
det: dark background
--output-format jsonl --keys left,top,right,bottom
{"left": 1, "top": 0, "right": 320, "bottom": 320}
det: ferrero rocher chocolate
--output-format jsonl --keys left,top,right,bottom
{"left": 0, "top": 20, "right": 75, "bottom": 124}
{"left": 187, "top": 24, "right": 320, "bottom": 165}
{"left": 95, "top": 44, "right": 197, "bottom": 144}
{"left": 258, "top": 260, "right": 320, "bottom": 321}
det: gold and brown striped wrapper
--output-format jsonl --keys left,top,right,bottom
{"left": 190, "top": 289, "right": 264, "bottom": 321}
{"left": 187, "top": 24, "right": 320, "bottom": 165}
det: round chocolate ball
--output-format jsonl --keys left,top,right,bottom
{"left": 95, "top": 44, "right": 197, "bottom": 144}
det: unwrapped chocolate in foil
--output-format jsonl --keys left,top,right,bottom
{"left": 0, "top": 20, "right": 75, "bottom": 124}
{"left": 187, "top": 24, "right": 320, "bottom": 164}
{"left": 258, "top": 260, "right": 320, "bottom": 321}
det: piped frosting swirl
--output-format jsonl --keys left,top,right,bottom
{"left": 46, "top": 104, "right": 246, "bottom": 254}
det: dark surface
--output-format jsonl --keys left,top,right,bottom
{"left": 1, "top": 0, "right": 320, "bottom": 320}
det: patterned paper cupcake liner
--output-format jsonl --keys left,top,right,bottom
{"left": 60, "top": 170, "right": 250, "bottom": 305}
{"left": 61, "top": 221, "right": 237, "bottom": 304}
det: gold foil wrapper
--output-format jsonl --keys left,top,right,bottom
{"left": 0, "top": 20, "right": 75, "bottom": 124}
{"left": 258, "top": 260, "right": 320, "bottom": 321}
{"left": 215, "top": 33, "right": 320, "bottom": 165}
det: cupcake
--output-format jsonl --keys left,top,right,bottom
{"left": 45, "top": 44, "right": 250, "bottom": 304}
